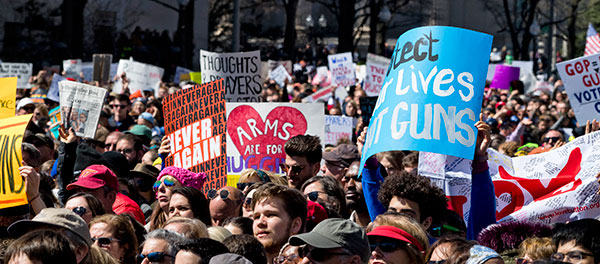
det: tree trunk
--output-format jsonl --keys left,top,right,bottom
{"left": 283, "top": 0, "right": 299, "bottom": 60}
{"left": 180, "top": 0, "right": 195, "bottom": 68}
{"left": 338, "top": 0, "right": 355, "bottom": 52}
{"left": 502, "top": 0, "right": 521, "bottom": 60}
{"left": 368, "top": 0, "right": 380, "bottom": 54}
{"left": 567, "top": 0, "right": 580, "bottom": 59}
{"left": 61, "top": 0, "right": 87, "bottom": 58}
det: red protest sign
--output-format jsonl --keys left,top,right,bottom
{"left": 163, "top": 79, "right": 227, "bottom": 192}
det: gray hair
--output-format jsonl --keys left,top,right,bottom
{"left": 142, "top": 229, "right": 185, "bottom": 256}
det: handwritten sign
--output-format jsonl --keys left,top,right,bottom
{"left": 360, "top": 26, "right": 492, "bottom": 170}
{"left": 0, "top": 63, "right": 32, "bottom": 89}
{"left": 557, "top": 54, "right": 600, "bottom": 123}
{"left": 113, "top": 59, "right": 164, "bottom": 95}
{"left": 163, "top": 79, "right": 227, "bottom": 192}
{"left": 311, "top": 66, "right": 332, "bottom": 88}
{"left": 0, "top": 114, "right": 32, "bottom": 209}
{"left": 226, "top": 103, "right": 325, "bottom": 181}
{"left": 268, "top": 65, "right": 292, "bottom": 88}
{"left": 0, "top": 77, "right": 17, "bottom": 118}
{"left": 328, "top": 52, "right": 355, "bottom": 87}
{"left": 200, "top": 50, "right": 262, "bottom": 102}
{"left": 324, "top": 115, "right": 353, "bottom": 145}
{"left": 364, "top": 54, "right": 391, "bottom": 96}
{"left": 63, "top": 59, "right": 82, "bottom": 79}
{"left": 490, "top": 65, "right": 520, "bottom": 90}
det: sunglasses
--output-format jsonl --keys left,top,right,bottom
{"left": 110, "top": 104, "right": 127, "bottom": 109}
{"left": 543, "top": 136, "right": 561, "bottom": 143}
{"left": 117, "top": 148, "right": 134, "bottom": 155}
{"left": 343, "top": 174, "right": 359, "bottom": 182}
{"left": 279, "top": 164, "right": 305, "bottom": 174}
{"left": 137, "top": 252, "right": 174, "bottom": 264}
{"left": 237, "top": 182, "right": 255, "bottom": 190}
{"left": 369, "top": 241, "right": 404, "bottom": 252}
{"left": 72, "top": 206, "right": 87, "bottom": 217}
{"left": 153, "top": 176, "right": 178, "bottom": 192}
{"left": 305, "top": 191, "right": 322, "bottom": 202}
{"left": 299, "top": 246, "right": 350, "bottom": 262}
{"left": 92, "top": 237, "right": 119, "bottom": 246}
{"left": 208, "top": 189, "right": 230, "bottom": 200}
{"left": 430, "top": 224, "right": 462, "bottom": 238}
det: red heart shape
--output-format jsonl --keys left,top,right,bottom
{"left": 228, "top": 105, "right": 308, "bottom": 171}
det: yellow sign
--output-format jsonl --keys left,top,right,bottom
{"left": 0, "top": 77, "right": 17, "bottom": 119}
{"left": 190, "top": 72, "right": 202, "bottom": 84}
{"left": 0, "top": 114, "right": 32, "bottom": 209}
{"left": 180, "top": 73, "right": 191, "bottom": 82}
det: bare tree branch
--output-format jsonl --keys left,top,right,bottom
{"left": 146, "top": 0, "right": 179, "bottom": 12}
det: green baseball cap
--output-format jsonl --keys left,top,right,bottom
{"left": 126, "top": 124, "right": 152, "bottom": 141}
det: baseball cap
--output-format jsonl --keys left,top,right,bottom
{"left": 209, "top": 253, "right": 252, "bottom": 264}
{"left": 322, "top": 144, "right": 359, "bottom": 167}
{"left": 16, "top": 97, "right": 35, "bottom": 111}
{"left": 289, "top": 218, "right": 370, "bottom": 262}
{"left": 8, "top": 208, "right": 92, "bottom": 246}
{"left": 66, "top": 164, "right": 120, "bottom": 192}
{"left": 367, "top": 225, "right": 425, "bottom": 253}
{"left": 126, "top": 124, "right": 152, "bottom": 142}
{"left": 139, "top": 112, "right": 155, "bottom": 125}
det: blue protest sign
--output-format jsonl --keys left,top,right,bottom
{"left": 47, "top": 73, "right": 66, "bottom": 102}
{"left": 359, "top": 26, "right": 492, "bottom": 168}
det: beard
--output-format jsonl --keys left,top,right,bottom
{"left": 262, "top": 223, "right": 292, "bottom": 256}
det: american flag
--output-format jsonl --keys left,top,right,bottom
{"left": 585, "top": 23, "right": 600, "bottom": 56}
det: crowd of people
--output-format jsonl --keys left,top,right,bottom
{"left": 2, "top": 43, "right": 599, "bottom": 264}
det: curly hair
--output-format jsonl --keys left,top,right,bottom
{"left": 377, "top": 171, "right": 447, "bottom": 223}
{"left": 284, "top": 135, "right": 322, "bottom": 164}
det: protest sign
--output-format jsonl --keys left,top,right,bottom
{"left": 0, "top": 77, "right": 17, "bottom": 118}
{"left": 47, "top": 73, "right": 66, "bottom": 102}
{"left": 557, "top": 54, "right": 600, "bottom": 123}
{"left": 189, "top": 72, "right": 202, "bottom": 84}
{"left": 324, "top": 115, "right": 353, "bottom": 145}
{"left": 301, "top": 85, "right": 347, "bottom": 107}
{"left": 0, "top": 114, "right": 32, "bottom": 209}
{"left": 267, "top": 60, "right": 292, "bottom": 73}
{"left": 200, "top": 50, "right": 262, "bottom": 102}
{"left": 311, "top": 66, "right": 332, "bottom": 87}
{"left": 63, "top": 59, "right": 82, "bottom": 79}
{"left": 80, "top": 62, "right": 93, "bottom": 82}
{"left": 113, "top": 59, "right": 164, "bottom": 95}
{"left": 174, "top": 66, "right": 191, "bottom": 83}
{"left": 511, "top": 60, "right": 536, "bottom": 93}
{"left": 360, "top": 26, "right": 493, "bottom": 170}
{"left": 356, "top": 64, "right": 366, "bottom": 84}
{"left": 365, "top": 53, "right": 391, "bottom": 96}
{"left": 0, "top": 63, "right": 32, "bottom": 89}
{"left": 59, "top": 81, "right": 107, "bottom": 138}
{"left": 163, "top": 79, "right": 227, "bottom": 192}
{"left": 92, "top": 54, "right": 113, "bottom": 85}
{"left": 328, "top": 52, "right": 355, "bottom": 87}
{"left": 490, "top": 65, "right": 520, "bottom": 90}
{"left": 268, "top": 65, "right": 292, "bottom": 88}
{"left": 420, "top": 131, "right": 600, "bottom": 224}
{"left": 360, "top": 96, "right": 378, "bottom": 125}
{"left": 226, "top": 103, "right": 325, "bottom": 183}
{"left": 48, "top": 106, "right": 61, "bottom": 140}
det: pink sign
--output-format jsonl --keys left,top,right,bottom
{"left": 491, "top": 65, "right": 520, "bottom": 90}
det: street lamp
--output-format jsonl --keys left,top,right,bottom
{"left": 306, "top": 15, "right": 314, "bottom": 28}
{"left": 318, "top": 14, "right": 327, "bottom": 28}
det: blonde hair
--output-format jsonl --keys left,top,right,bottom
{"left": 88, "top": 244, "right": 119, "bottom": 264}
{"left": 368, "top": 212, "right": 429, "bottom": 264}
{"left": 162, "top": 216, "right": 209, "bottom": 239}
{"left": 207, "top": 226, "right": 232, "bottom": 242}
{"left": 239, "top": 168, "right": 287, "bottom": 186}
{"left": 518, "top": 237, "right": 554, "bottom": 260}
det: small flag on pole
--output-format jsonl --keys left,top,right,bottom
{"left": 585, "top": 23, "right": 600, "bottom": 56}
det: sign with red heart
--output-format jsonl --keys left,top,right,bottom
{"left": 226, "top": 103, "right": 325, "bottom": 183}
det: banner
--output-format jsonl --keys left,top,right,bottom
{"left": 324, "top": 115, "right": 353, "bottom": 145}
{"left": 200, "top": 50, "right": 262, "bottom": 102}
{"left": 420, "top": 131, "right": 600, "bottom": 224}
{"left": 63, "top": 59, "right": 82, "bottom": 79}
{"left": 113, "top": 59, "right": 164, "bottom": 94}
{"left": 47, "top": 73, "right": 66, "bottom": 102}
{"left": 360, "top": 96, "right": 378, "bottom": 125}
{"left": 557, "top": 54, "right": 600, "bottom": 123}
{"left": 360, "top": 26, "right": 493, "bottom": 170}
{"left": 365, "top": 53, "right": 391, "bottom": 96}
{"left": 163, "top": 79, "right": 227, "bottom": 192}
{"left": 0, "top": 77, "right": 17, "bottom": 118}
{"left": 328, "top": 52, "right": 355, "bottom": 87}
{"left": 226, "top": 103, "right": 325, "bottom": 183}
{"left": 490, "top": 65, "right": 520, "bottom": 90}
{"left": 92, "top": 54, "right": 113, "bottom": 85}
{"left": 174, "top": 66, "right": 191, "bottom": 83}
{"left": 0, "top": 63, "right": 32, "bottom": 89}
{"left": 59, "top": 81, "right": 107, "bottom": 138}
{"left": 301, "top": 85, "right": 347, "bottom": 107}
{"left": 268, "top": 65, "right": 292, "bottom": 88}
{"left": 0, "top": 114, "right": 32, "bottom": 209}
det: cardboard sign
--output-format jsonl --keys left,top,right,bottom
{"left": 490, "top": 65, "right": 520, "bottom": 90}
{"left": 0, "top": 114, "right": 32, "bottom": 209}
{"left": 92, "top": 54, "right": 113, "bottom": 85}
{"left": 557, "top": 54, "right": 600, "bottom": 123}
{"left": 63, "top": 59, "right": 82, "bottom": 79}
{"left": 190, "top": 72, "right": 202, "bottom": 84}
{"left": 200, "top": 50, "right": 262, "bottom": 102}
{"left": 324, "top": 115, "right": 353, "bottom": 145}
{"left": 420, "top": 131, "right": 600, "bottom": 224}
{"left": 59, "top": 81, "right": 107, "bottom": 138}
{"left": 360, "top": 96, "right": 378, "bottom": 125}
{"left": 0, "top": 77, "right": 17, "bottom": 118}
{"left": 163, "top": 79, "right": 227, "bottom": 192}
{"left": 113, "top": 59, "right": 164, "bottom": 94}
{"left": 328, "top": 52, "right": 355, "bottom": 87}
{"left": 268, "top": 65, "right": 292, "bottom": 88}
{"left": 47, "top": 73, "right": 66, "bottom": 102}
{"left": 174, "top": 66, "right": 191, "bottom": 83}
{"left": 226, "top": 103, "right": 325, "bottom": 182}
{"left": 365, "top": 53, "right": 391, "bottom": 96}
{"left": 360, "top": 26, "right": 492, "bottom": 169}
{"left": 0, "top": 63, "right": 32, "bottom": 89}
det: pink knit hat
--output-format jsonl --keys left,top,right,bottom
{"left": 158, "top": 166, "right": 207, "bottom": 191}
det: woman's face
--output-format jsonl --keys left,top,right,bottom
{"left": 65, "top": 196, "right": 93, "bottom": 223}
{"left": 369, "top": 236, "right": 413, "bottom": 264}
{"left": 133, "top": 101, "right": 145, "bottom": 113}
{"left": 168, "top": 193, "right": 194, "bottom": 219}
{"left": 89, "top": 222, "right": 126, "bottom": 261}
{"left": 276, "top": 245, "right": 301, "bottom": 264}
{"left": 155, "top": 175, "right": 182, "bottom": 211}
{"left": 345, "top": 103, "right": 356, "bottom": 116}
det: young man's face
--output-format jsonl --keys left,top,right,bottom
{"left": 253, "top": 197, "right": 299, "bottom": 255}
{"left": 110, "top": 99, "right": 130, "bottom": 120}
{"left": 388, "top": 196, "right": 431, "bottom": 229}
{"left": 116, "top": 138, "right": 139, "bottom": 165}
{"left": 283, "top": 155, "right": 317, "bottom": 189}
{"left": 555, "top": 240, "right": 595, "bottom": 264}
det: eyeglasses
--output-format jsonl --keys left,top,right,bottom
{"left": 515, "top": 258, "right": 530, "bottom": 264}
{"left": 430, "top": 224, "right": 462, "bottom": 238}
{"left": 72, "top": 206, "right": 87, "bottom": 217}
{"left": 153, "top": 176, "right": 178, "bottom": 192}
{"left": 92, "top": 237, "right": 119, "bottom": 246}
{"left": 543, "top": 136, "right": 561, "bottom": 143}
{"left": 237, "top": 182, "right": 255, "bottom": 190}
{"left": 273, "top": 254, "right": 299, "bottom": 264}
{"left": 110, "top": 104, "right": 127, "bottom": 109}
{"left": 208, "top": 189, "right": 230, "bottom": 200}
{"left": 117, "top": 148, "right": 134, "bottom": 155}
{"left": 551, "top": 251, "right": 594, "bottom": 262}
{"left": 279, "top": 164, "right": 305, "bottom": 174}
{"left": 299, "top": 246, "right": 351, "bottom": 262}
{"left": 369, "top": 241, "right": 405, "bottom": 252}
{"left": 136, "top": 252, "right": 174, "bottom": 264}
{"left": 305, "top": 191, "right": 326, "bottom": 202}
